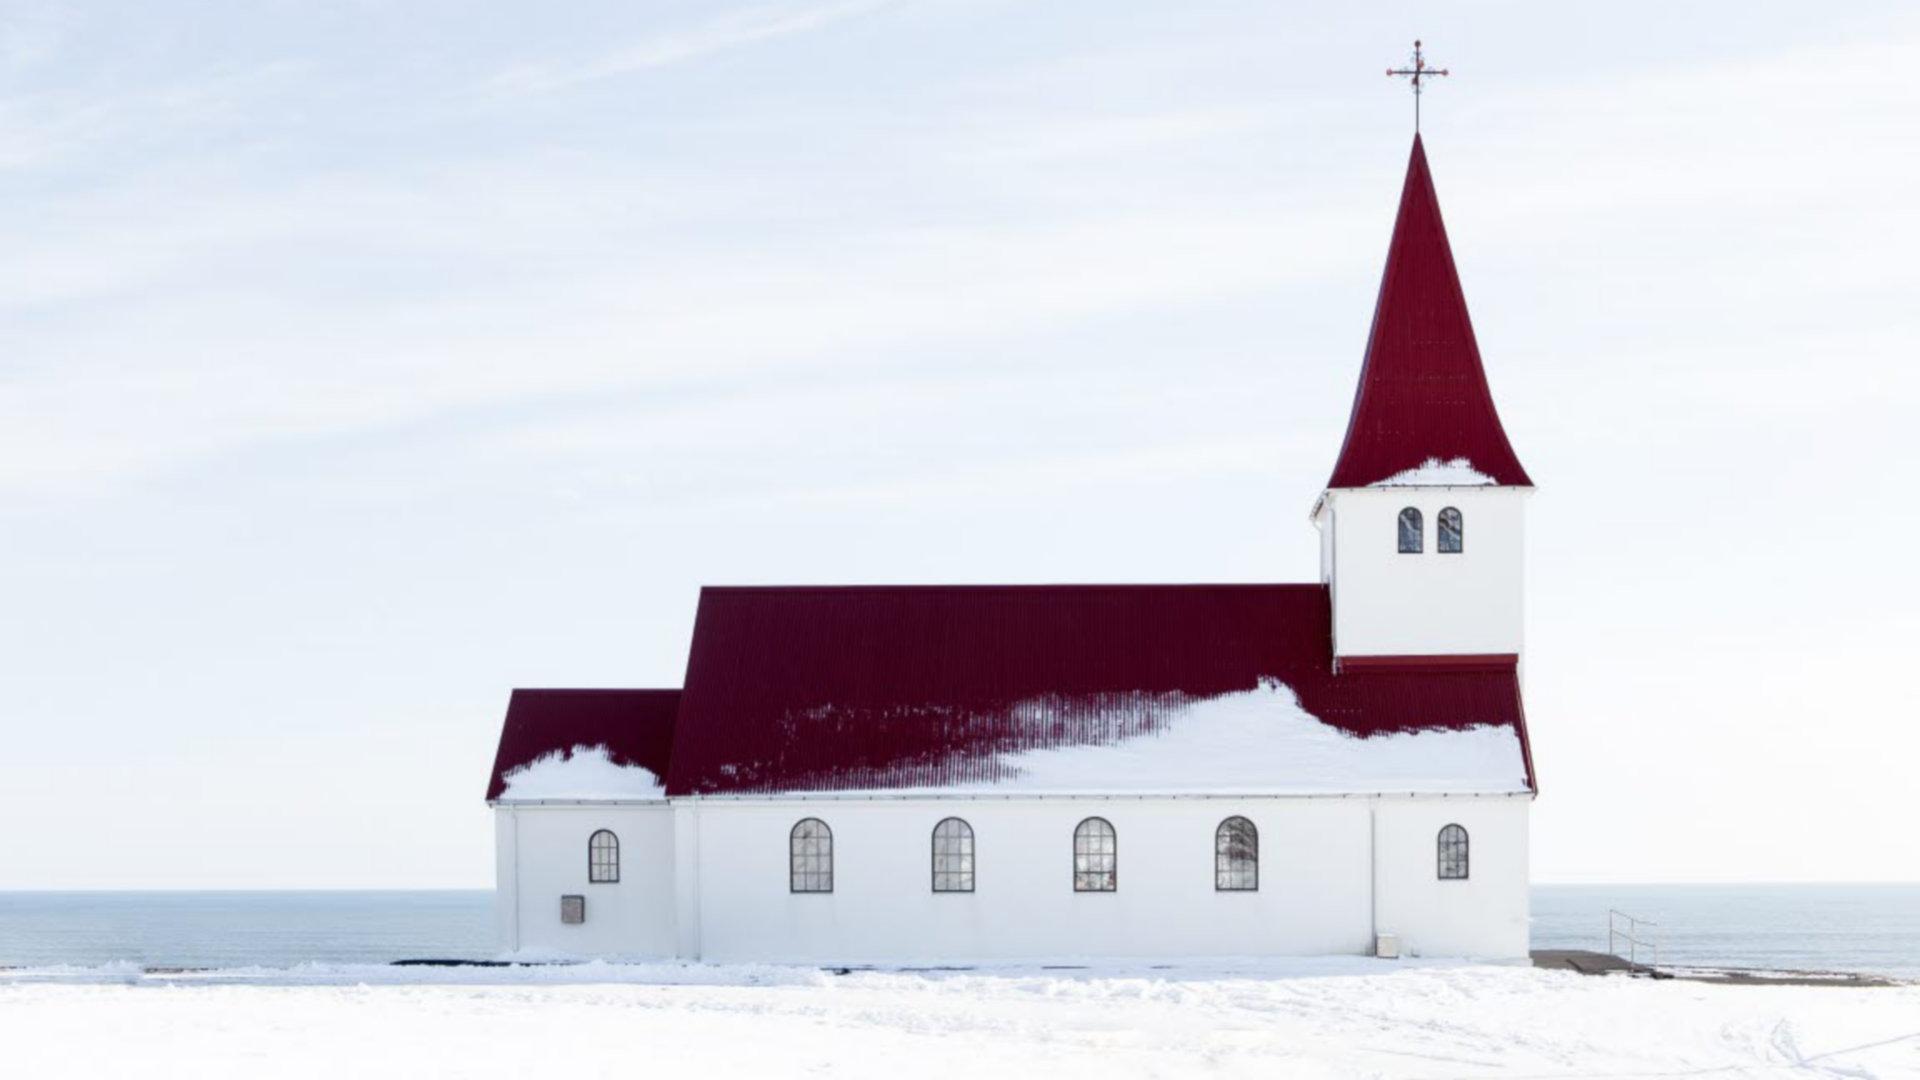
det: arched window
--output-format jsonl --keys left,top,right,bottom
{"left": 790, "top": 818, "right": 833, "bottom": 893}
{"left": 1438, "top": 507, "right": 1463, "bottom": 553}
{"left": 1398, "top": 507, "right": 1424, "bottom": 553}
{"left": 1215, "top": 816, "right": 1258, "bottom": 891}
{"left": 931, "top": 817, "right": 975, "bottom": 893}
{"left": 1438, "top": 824, "right": 1469, "bottom": 880}
{"left": 1073, "top": 817, "right": 1117, "bottom": 892}
{"left": 587, "top": 829, "right": 620, "bottom": 883}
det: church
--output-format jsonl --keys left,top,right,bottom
{"left": 484, "top": 131, "right": 1539, "bottom": 964}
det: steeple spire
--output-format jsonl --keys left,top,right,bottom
{"left": 1324, "top": 136, "right": 1531, "bottom": 489}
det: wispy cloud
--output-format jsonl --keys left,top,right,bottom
{"left": 492, "top": 0, "right": 895, "bottom": 92}
{"left": 0, "top": 58, "right": 311, "bottom": 171}
{"left": 955, "top": 104, "right": 1284, "bottom": 164}
{"left": 0, "top": 5, "right": 72, "bottom": 70}
{"left": 0, "top": 198, "right": 1359, "bottom": 498}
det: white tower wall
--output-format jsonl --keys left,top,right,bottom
{"left": 1316, "top": 486, "right": 1529, "bottom": 663}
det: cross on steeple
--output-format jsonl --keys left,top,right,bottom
{"left": 1386, "top": 40, "right": 1449, "bottom": 132}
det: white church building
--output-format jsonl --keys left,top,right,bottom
{"left": 484, "top": 133, "right": 1541, "bottom": 964}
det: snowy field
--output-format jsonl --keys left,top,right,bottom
{"left": 3, "top": 960, "right": 1916, "bottom": 1079}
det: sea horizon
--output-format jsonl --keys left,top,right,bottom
{"left": 4, "top": 883, "right": 1917, "bottom": 979}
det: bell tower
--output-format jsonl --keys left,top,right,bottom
{"left": 1314, "top": 134, "right": 1533, "bottom": 671}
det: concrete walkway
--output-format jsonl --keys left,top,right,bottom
{"left": 1532, "top": 949, "right": 1906, "bottom": 987}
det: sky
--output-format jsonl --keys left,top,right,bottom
{"left": 4, "top": 0, "right": 1920, "bottom": 890}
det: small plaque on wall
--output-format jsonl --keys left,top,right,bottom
{"left": 560, "top": 895, "right": 586, "bottom": 924}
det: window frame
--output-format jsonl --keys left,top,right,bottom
{"left": 1072, "top": 817, "right": 1117, "bottom": 893}
{"left": 1437, "top": 823, "right": 1470, "bottom": 880}
{"left": 790, "top": 817, "right": 834, "bottom": 894}
{"left": 587, "top": 829, "right": 620, "bottom": 884}
{"left": 1214, "top": 816, "right": 1259, "bottom": 892}
{"left": 930, "top": 817, "right": 976, "bottom": 894}
{"left": 1437, "top": 506, "right": 1463, "bottom": 554}
{"left": 1398, "top": 506, "right": 1425, "bottom": 553}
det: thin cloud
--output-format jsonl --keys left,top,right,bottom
{"left": 492, "top": 0, "right": 895, "bottom": 92}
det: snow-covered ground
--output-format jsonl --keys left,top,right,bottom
{"left": 3, "top": 960, "right": 1914, "bottom": 1079}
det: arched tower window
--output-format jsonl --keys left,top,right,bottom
{"left": 790, "top": 818, "right": 833, "bottom": 893}
{"left": 1438, "top": 507, "right": 1463, "bottom": 553}
{"left": 931, "top": 817, "right": 975, "bottom": 893}
{"left": 1073, "top": 817, "right": 1116, "bottom": 892}
{"left": 587, "top": 829, "right": 620, "bottom": 883}
{"left": 1438, "top": 824, "right": 1470, "bottom": 880}
{"left": 1398, "top": 507, "right": 1424, "bottom": 553}
{"left": 1215, "top": 816, "right": 1258, "bottom": 891}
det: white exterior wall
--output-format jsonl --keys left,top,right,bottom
{"left": 1318, "top": 487, "right": 1529, "bottom": 661}
{"left": 1373, "top": 796, "right": 1530, "bottom": 958}
{"left": 493, "top": 803, "right": 677, "bottom": 957}
{"left": 689, "top": 798, "right": 1368, "bottom": 964}
{"left": 684, "top": 794, "right": 1528, "bottom": 964}
{"left": 495, "top": 795, "right": 1528, "bottom": 962}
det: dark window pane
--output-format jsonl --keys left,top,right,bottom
{"left": 1438, "top": 508, "right": 1463, "bottom": 553}
{"left": 1438, "top": 824, "right": 1469, "bottom": 880}
{"left": 1215, "top": 817, "right": 1258, "bottom": 891}
{"left": 1073, "top": 818, "right": 1117, "bottom": 891}
{"left": 791, "top": 819, "right": 834, "bottom": 892}
{"left": 588, "top": 830, "right": 620, "bottom": 883}
{"left": 1398, "top": 508, "right": 1424, "bottom": 553}
{"left": 932, "top": 818, "right": 975, "bottom": 893}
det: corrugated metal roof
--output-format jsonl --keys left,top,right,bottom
{"left": 1326, "top": 134, "right": 1532, "bottom": 489}
{"left": 484, "top": 689, "right": 678, "bottom": 801}
{"left": 661, "top": 584, "right": 1532, "bottom": 796}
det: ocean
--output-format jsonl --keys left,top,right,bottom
{"left": 1, "top": 885, "right": 1916, "bottom": 976}
{"left": 1530, "top": 884, "right": 1920, "bottom": 977}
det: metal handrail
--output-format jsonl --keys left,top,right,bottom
{"left": 1608, "top": 909, "right": 1659, "bottom": 967}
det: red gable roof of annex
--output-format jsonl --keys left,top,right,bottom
{"left": 663, "top": 583, "right": 1532, "bottom": 796}
{"left": 1326, "top": 135, "right": 1532, "bottom": 489}
{"left": 484, "top": 689, "right": 679, "bottom": 801}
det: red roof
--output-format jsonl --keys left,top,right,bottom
{"left": 659, "top": 584, "right": 1532, "bottom": 795}
{"left": 484, "top": 689, "right": 678, "bottom": 801}
{"left": 1326, "top": 135, "right": 1532, "bottom": 489}
{"left": 482, "top": 139, "right": 1545, "bottom": 803}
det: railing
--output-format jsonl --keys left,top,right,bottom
{"left": 1608, "top": 909, "right": 1659, "bottom": 967}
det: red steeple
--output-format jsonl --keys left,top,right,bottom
{"left": 1325, "top": 135, "right": 1531, "bottom": 489}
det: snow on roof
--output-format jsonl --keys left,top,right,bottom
{"left": 498, "top": 744, "right": 666, "bottom": 802}
{"left": 895, "top": 679, "right": 1527, "bottom": 796}
{"left": 1369, "top": 457, "right": 1497, "bottom": 488}
{"left": 1326, "top": 135, "right": 1532, "bottom": 490}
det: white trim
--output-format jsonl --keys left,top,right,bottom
{"left": 490, "top": 791, "right": 1529, "bottom": 807}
